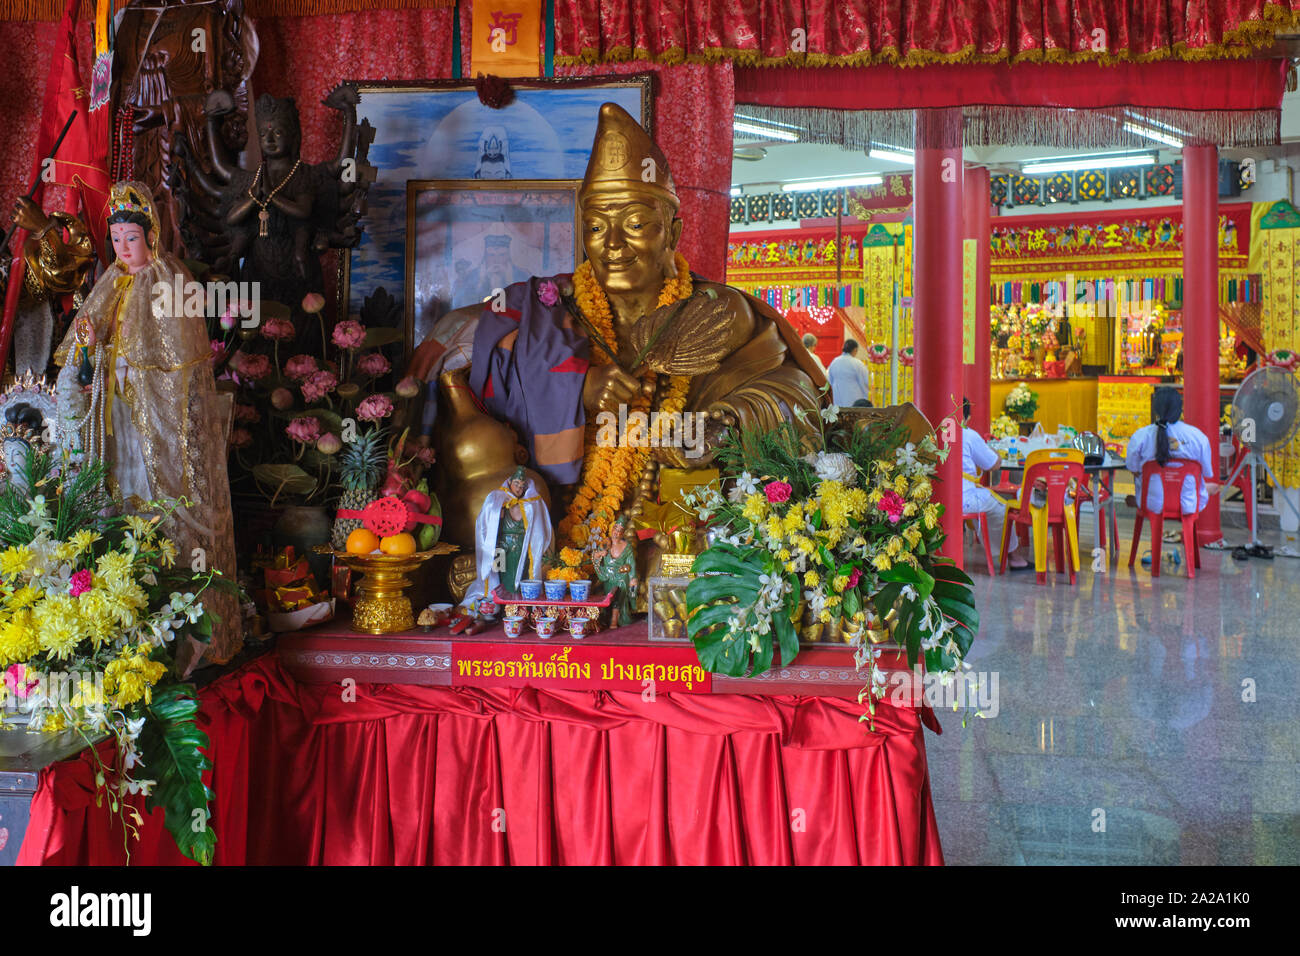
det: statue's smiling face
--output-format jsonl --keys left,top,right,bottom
{"left": 582, "top": 196, "right": 681, "bottom": 295}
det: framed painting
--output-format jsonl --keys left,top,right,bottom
{"left": 405, "top": 180, "right": 582, "bottom": 355}
{"left": 342, "top": 74, "right": 652, "bottom": 353}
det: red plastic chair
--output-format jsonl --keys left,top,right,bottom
{"left": 1224, "top": 436, "right": 1255, "bottom": 530}
{"left": 1127, "top": 460, "right": 1204, "bottom": 578}
{"left": 963, "top": 512, "right": 997, "bottom": 575}
{"left": 997, "top": 449, "right": 1086, "bottom": 585}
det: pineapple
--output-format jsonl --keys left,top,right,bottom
{"left": 331, "top": 427, "right": 387, "bottom": 548}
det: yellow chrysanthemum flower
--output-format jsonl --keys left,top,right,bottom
{"left": 96, "top": 550, "right": 133, "bottom": 582}
{"left": 910, "top": 479, "right": 932, "bottom": 502}
{"left": 784, "top": 560, "right": 798, "bottom": 573}
{"left": 887, "top": 536, "right": 904, "bottom": 557}
{"left": 804, "top": 570, "right": 820, "bottom": 588}
{"left": 157, "top": 538, "right": 178, "bottom": 568}
{"left": 893, "top": 474, "right": 909, "bottom": 495}
{"left": 818, "top": 609, "right": 832, "bottom": 623}
{"left": 923, "top": 504, "right": 940, "bottom": 530}
{"left": 903, "top": 527, "right": 922, "bottom": 549}
{"left": 70, "top": 529, "right": 101, "bottom": 554}
{"left": 833, "top": 575, "right": 849, "bottom": 592}
{"left": 742, "top": 493, "right": 769, "bottom": 524}
{"left": 765, "top": 515, "right": 784, "bottom": 542}
{"left": 0, "top": 608, "right": 39, "bottom": 667}
{"left": 777, "top": 548, "right": 791, "bottom": 562}
{"left": 53, "top": 541, "right": 78, "bottom": 563}
{"left": 873, "top": 553, "right": 892, "bottom": 571}
{"left": 0, "top": 546, "right": 32, "bottom": 579}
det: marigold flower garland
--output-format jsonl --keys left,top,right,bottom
{"left": 557, "top": 252, "right": 693, "bottom": 550}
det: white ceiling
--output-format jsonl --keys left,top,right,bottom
{"left": 730, "top": 87, "right": 1300, "bottom": 196}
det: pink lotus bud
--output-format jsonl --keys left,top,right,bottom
{"left": 316, "top": 433, "right": 343, "bottom": 455}
{"left": 219, "top": 310, "right": 237, "bottom": 331}
{"left": 270, "top": 387, "right": 295, "bottom": 411}
{"left": 395, "top": 376, "right": 422, "bottom": 399}
{"left": 302, "top": 292, "right": 326, "bottom": 314}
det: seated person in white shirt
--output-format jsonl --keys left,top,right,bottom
{"left": 962, "top": 397, "right": 1031, "bottom": 570}
{"left": 826, "top": 339, "right": 872, "bottom": 407}
{"left": 1124, "top": 386, "right": 1219, "bottom": 520}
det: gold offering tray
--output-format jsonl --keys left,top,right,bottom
{"left": 322, "top": 544, "right": 458, "bottom": 634}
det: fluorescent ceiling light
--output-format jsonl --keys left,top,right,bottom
{"left": 782, "top": 174, "right": 883, "bottom": 192}
{"left": 1021, "top": 153, "right": 1155, "bottom": 175}
{"left": 734, "top": 113, "right": 803, "bottom": 131}
{"left": 733, "top": 121, "right": 800, "bottom": 142}
{"left": 868, "top": 147, "right": 914, "bottom": 165}
{"left": 730, "top": 186, "right": 741, "bottom": 197}
{"left": 1123, "top": 121, "right": 1183, "bottom": 148}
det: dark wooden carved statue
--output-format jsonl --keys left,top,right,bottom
{"left": 113, "top": 0, "right": 258, "bottom": 258}
{"left": 176, "top": 84, "right": 376, "bottom": 307}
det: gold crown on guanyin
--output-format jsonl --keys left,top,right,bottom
{"left": 580, "top": 103, "right": 678, "bottom": 211}
{"left": 108, "top": 183, "right": 154, "bottom": 220}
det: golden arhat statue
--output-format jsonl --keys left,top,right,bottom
{"left": 415, "top": 103, "right": 824, "bottom": 575}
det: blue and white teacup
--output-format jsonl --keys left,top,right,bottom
{"left": 568, "top": 579, "right": 591, "bottom": 602}
{"left": 520, "top": 579, "right": 543, "bottom": 600}
{"left": 543, "top": 579, "right": 568, "bottom": 602}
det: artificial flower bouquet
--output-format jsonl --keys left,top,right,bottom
{"left": 0, "top": 451, "right": 229, "bottom": 864}
{"left": 680, "top": 406, "right": 977, "bottom": 721}
{"left": 1004, "top": 382, "right": 1039, "bottom": 421}
{"left": 991, "top": 414, "right": 1019, "bottom": 439}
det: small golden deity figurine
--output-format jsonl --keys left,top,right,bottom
{"left": 414, "top": 103, "right": 824, "bottom": 560}
{"left": 53, "top": 181, "right": 241, "bottom": 667}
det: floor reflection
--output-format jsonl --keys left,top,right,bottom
{"left": 932, "top": 517, "right": 1300, "bottom": 865}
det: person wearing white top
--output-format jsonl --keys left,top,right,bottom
{"left": 826, "top": 340, "right": 872, "bottom": 407}
{"left": 802, "top": 333, "right": 828, "bottom": 377}
{"left": 962, "top": 398, "right": 1030, "bottom": 569}
{"left": 1125, "top": 387, "right": 1218, "bottom": 516}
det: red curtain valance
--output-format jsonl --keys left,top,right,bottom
{"left": 556, "top": 0, "right": 1300, "bottom": 68}
{"left": 733, "top": 58, "right": 1290, "bottom": 148}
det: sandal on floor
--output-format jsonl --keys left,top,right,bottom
{"left": 1007, "top": 562, "right": 1034, "bottom": 572}
{"left": 1203, "top": 539, "right": 1233, "bottom": 550}
{"left": 1162, "top": 530, "right": 1182, "bottom": 543}
{"left": 1276, "top": 545, "right": 1300, "bottom": 558}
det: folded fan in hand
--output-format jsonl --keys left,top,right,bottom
{"left": 628, "top": 290, "right": 734, "bottom": 375}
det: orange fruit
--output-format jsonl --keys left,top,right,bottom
{"left": 346, "top": 528, "right": 380, "bottom": 554}
{"left": 379, "top": 533, "right": 417, "bottom": 555}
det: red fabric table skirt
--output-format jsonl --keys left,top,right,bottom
{"left": 18, "top": 653, "right": 943, "bottom": 865}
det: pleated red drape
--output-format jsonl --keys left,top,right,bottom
{"left": 18, "top": 653, "right": 944, "bottom": 866}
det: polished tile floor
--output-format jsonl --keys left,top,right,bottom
{"left": 934, "top": 508, "right": 1300, "bottom": 865}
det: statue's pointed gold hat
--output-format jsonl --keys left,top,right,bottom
{"left": 579, "top": 103, "right": 678, "bottom": 211}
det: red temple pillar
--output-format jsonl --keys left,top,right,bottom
{"left": 963, "top": 165, "right": 992, "bottom": 435}
{"left": 914, "top": 108, "right": 964, "bottom": 560}
{"left": 1182, "top": 145, "right": 1223, "bottom": 544}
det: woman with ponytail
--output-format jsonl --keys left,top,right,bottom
{"left": 1125, "top": 386, "right": 1218, "bottom": 516}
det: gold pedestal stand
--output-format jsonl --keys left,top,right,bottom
{"left": 329, "top": 545, "right": 458, "bottom": 634}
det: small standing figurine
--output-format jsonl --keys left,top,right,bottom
{"left": 594, "top": 514, "right": 638, "bottom": 628}
{"left": 462, "top": 466, "right": 552, "bottom": 614}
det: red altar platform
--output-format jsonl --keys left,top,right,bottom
{"left": 16, "top": 618, "right": 945, "bottom": 866}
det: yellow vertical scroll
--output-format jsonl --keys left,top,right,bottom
{"left": 962, "top": 238, "right": 976, "bottom": 365}
{"left": 472, "top": 0, "right": 542, "bottom": 78}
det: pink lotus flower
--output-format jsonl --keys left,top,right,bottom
{"left": 231, "top": 351, "right": 272, "bottom": 381}
{"left": 301, "top": 292, "right": 326, "bottom": 314}
{"left": 847, "top": 567, "right": 862, "bottom": 589}
{"left": 261, "top": 316, "right": 296, "bottom": 341}
{"left": 356, "top": 394, "right": 394, "bottom": 422}
{"left": 209, "top": 339, "right": 225, "bottom": 365}
{"left": 764, "top": 480, "right": 792, "bottom": 504}
{"left": 284, "top": 354, "right": 319, "bottom": 381}
{"left": 219, "top": 308, "right": 237, "bottom": 331}
{"left": 69, "top": 568, "right": 93, "bottom": 597}
{"left": 331, "top": 319, "right": 366, "bottom": 350}
{"left": 301, "top": 370, "right": 338, "bottom": 402}
{"left": 317, "top": 433, "right": 343, "bottom": 455}
{"left": 356, "top": 351, "right": 391, "bottom": 377}
{"left": 878, "top": 489, "right": 906, "bottom": 524}
{"left": 395, "top": 376, "right": 422, "bottom": 399}
{"left": 233, "top": 403, "right": 260, "bottom": 423}
{"left": 286, "top": 417, "right": 322, "bottom": 444}
{"left": 270, "top": 387, "right": 295, "bottom": 411}
{"left": 229, "top": 428, "right": 253, "bottom": 449}
{"left": 537, "top": 279, "right": 560, "bottom": 307}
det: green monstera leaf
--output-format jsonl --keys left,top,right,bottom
{"left": 139, "top": 685, "right": 216, "bottom": 866}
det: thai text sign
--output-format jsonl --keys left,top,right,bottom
{"left": 451, "top": 642, "right": 712, "bottom": 693}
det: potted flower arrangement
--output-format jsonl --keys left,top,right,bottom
{"left": 681, "top": 406, "right": 977, "bottom": 723}
{"left": 0, "top": 451, "right": 233, "bottom": 864}
{"left": 1004, "top": 382, "right": 1039, "bottom": 435}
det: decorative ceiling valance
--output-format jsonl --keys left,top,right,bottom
{"left": 735, "top": 59, "right": 1291, "bottom": 149}
{"left": 0, "top": 0, "right": 454, "bottom": 20}
{"left": 556, "top": 0, "right": 1300, "bottom": 68}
